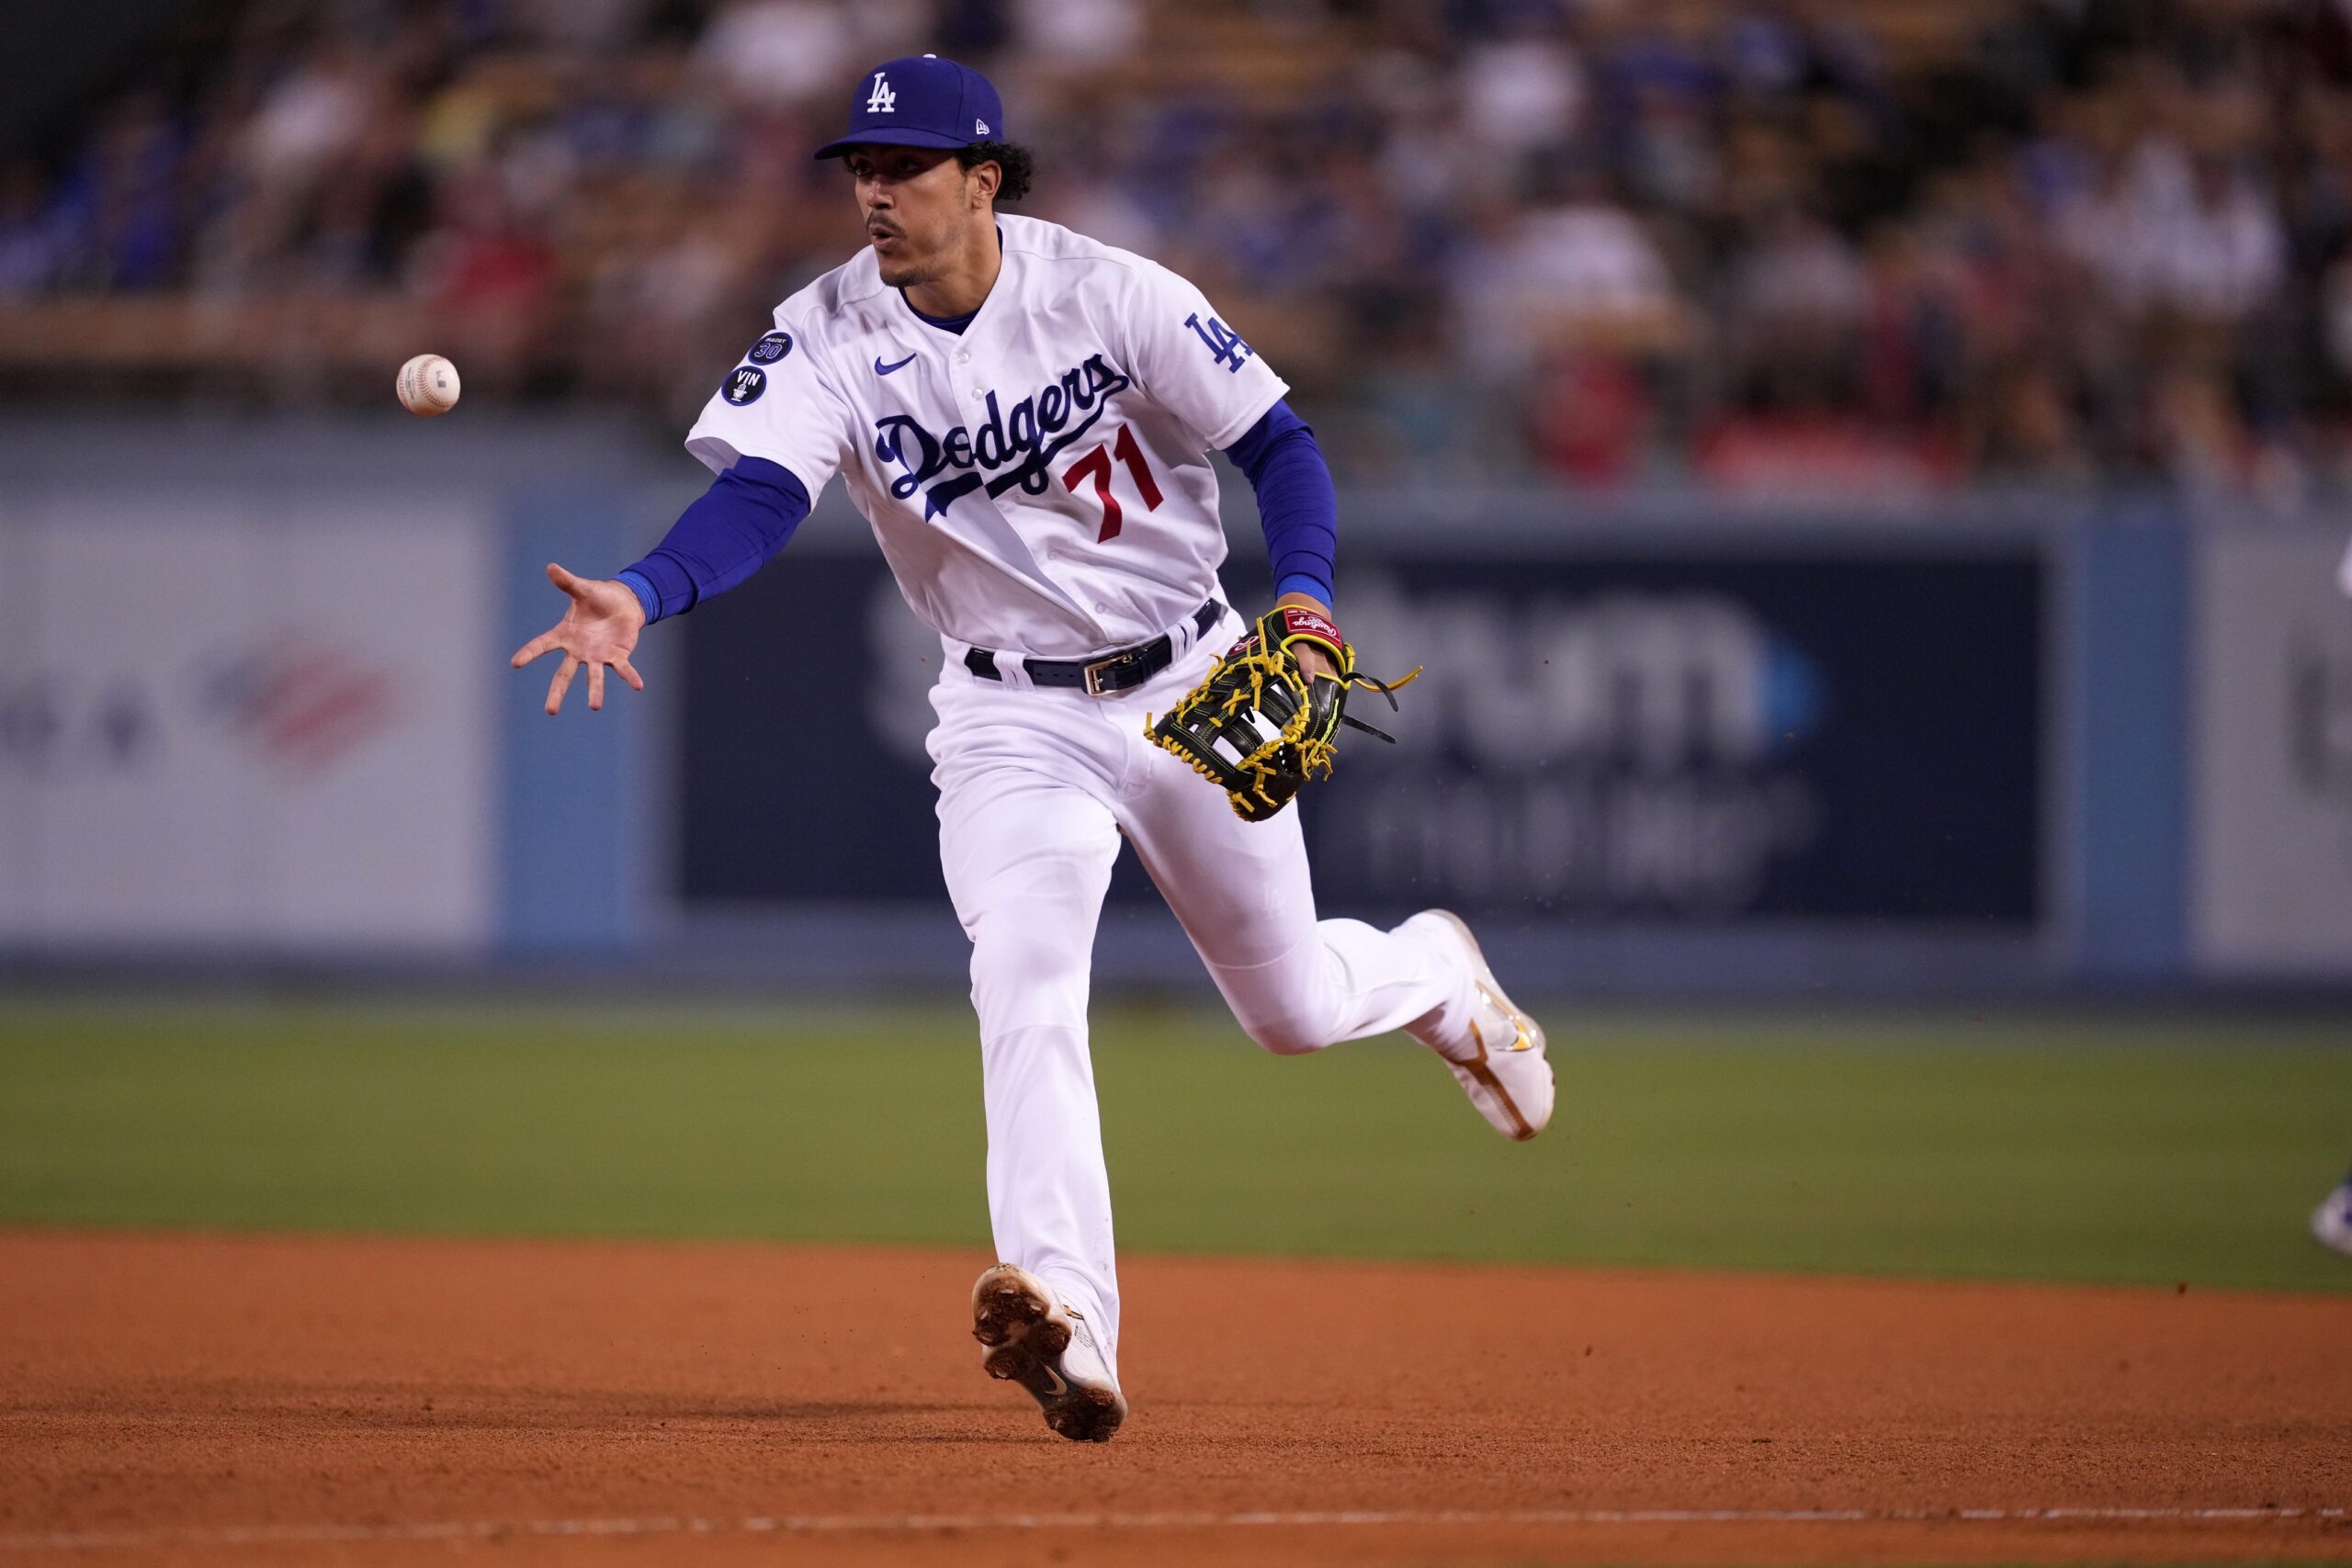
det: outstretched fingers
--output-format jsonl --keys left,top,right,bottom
{"left": 588, "top": 660, "right": 606, "bottom": 711}
{"left": 546, "top": 654, "right": 580, "bottom": 716}
{"left": 511, "top": 629, "right": 562, "bottom": 669}
{"left": 614, "top": 656, "right": 645, "bottom": 692}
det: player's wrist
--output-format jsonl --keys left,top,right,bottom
{"left": 616, "top": 569, "right": 663, "bottom": 626}
{"left": 1273, "top": 578, "right": 1333, "bottom": 613}
{"left": 1265, "top": 602, "right": 1346, "bottom": 665}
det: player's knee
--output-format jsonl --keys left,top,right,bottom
{"left": 967, "top": 919, "right": 1091, "bottom": 1026}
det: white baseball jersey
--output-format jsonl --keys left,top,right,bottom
{"left": 684, "top": 214, "right": 1289, "bottom": 660}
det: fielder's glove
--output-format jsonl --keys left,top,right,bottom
{"left": 1146, "top": 604, "right": 1419, "bottom": 822}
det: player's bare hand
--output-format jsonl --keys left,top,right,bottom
{"left": 510, "top": 562, "right": 648, "bottom": 715}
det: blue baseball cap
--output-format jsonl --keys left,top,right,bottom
{"left": 814, "top": 55, "right": 1006, "bottom": 160}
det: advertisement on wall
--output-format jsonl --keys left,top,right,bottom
{"left": 0, "top": 491, "right": 498, "bottom": 950}
{"left": 680, "top": 541, "right": 2042, "bottom": 926}
{"left": 2192, "top": 528, "right": 2352, "bottom": 975}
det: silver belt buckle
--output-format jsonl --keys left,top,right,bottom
{"left": 1082, "top": 652, "right": 1125, "bottom": 696}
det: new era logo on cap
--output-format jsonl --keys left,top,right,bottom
{"left": 815, "top": 54, "right": 1006, "bottom": 159}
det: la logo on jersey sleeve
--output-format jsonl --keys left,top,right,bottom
{"left": 1183, "top": 312, "right": 1254, "bottom": 373}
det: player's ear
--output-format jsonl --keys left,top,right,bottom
{"left": 967, "top": 157, "right": 1001, "bottom": 209}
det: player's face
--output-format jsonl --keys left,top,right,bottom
{"left": 844, "top": 145, "right": 988, "bottom": 286}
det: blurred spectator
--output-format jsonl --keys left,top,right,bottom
{"left": 1727, "top": 206, "right": 1867, "bottom": 409}
{"left": 696, "top": 1, "right": 859, "bottom": 107}
{"left": 1452, "top": 164, "right": 1679, "bottom": 382}
{"left": 243, "top": 40, "right": 371, "bottom": 185}
{"left": 1530, "top": 352, "right": 1654, "bottom": 486}
{"left": 1458, "top": 30, "right": 1586, "bottom": 155}
{"left": 1012, "top": 0, "right": 1145, "bottom": 69}
{"left": 2061, "top": 135, "right": 2285, "bottom": 320}
{"left": 0, "top": 160, "right": 61, "bottom": 297}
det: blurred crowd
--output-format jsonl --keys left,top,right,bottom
{"left": 10, "top": 0, "right": 2352, "bottom": 498}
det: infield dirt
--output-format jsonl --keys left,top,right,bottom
{"left": 2, "top": 1231, "right": 2346, "bottom": 1566}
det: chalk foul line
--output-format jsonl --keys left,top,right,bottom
{"left": 3, "top": 1506, "right": 2346, "bottom": 1553}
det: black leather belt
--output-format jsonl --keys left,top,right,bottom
{"left": 966, "top": 600, "right": 1223, "bottom": 695}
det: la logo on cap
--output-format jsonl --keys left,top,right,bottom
{"left": 865, "top": 72, "right": 895, "bottom": 113}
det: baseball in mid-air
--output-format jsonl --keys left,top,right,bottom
{"left": 397, "top": 354, "right": 461, "bottom": 416}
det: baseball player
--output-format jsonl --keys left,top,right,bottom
{"left": 513, "top": 55, "right": 1554, "bottom": 1441}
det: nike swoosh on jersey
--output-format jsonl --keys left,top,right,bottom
{"left": 875, "top": 352, "right": 917, "bottom": 376}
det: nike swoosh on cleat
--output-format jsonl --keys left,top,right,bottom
{"left": 875, "top": 353, "right": 917, "bottom": 376}
{"left": 1035, "top": 1364, "right": 1068, "bottom": 1396}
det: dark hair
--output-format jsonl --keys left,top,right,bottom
{"left": 958, "top": 141, "right": 1034, "bottom": 204}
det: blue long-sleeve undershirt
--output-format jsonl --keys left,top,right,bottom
{"left": 618, "top": 457, "right": 810, "bottom": 623}
{"left": 618, "top": 400, "right": 1338, "bottom": 625}
{"left": 1224, "top": 400, "right": 1337, "bottom": 606}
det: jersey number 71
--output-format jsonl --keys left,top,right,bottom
{"left": 1060, "top": 425, "right": 1164, "bottom": 543}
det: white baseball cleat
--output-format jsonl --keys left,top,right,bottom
{"left": 970, "top": 1262, "right": 1127, "bottom": 1442}
{"left": 1402, "top": 909, "right": 1555, "bottom": 1141}
{"left": 2313, "top": 1182, "right": 2352, "bottom": 1259}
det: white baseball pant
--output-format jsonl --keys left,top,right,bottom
{"left": 927, "top": 607, "right": 1476, "bottom": 1366}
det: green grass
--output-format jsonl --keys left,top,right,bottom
{"left": 0, "top": 997, "right": 2346, "bottom": 1292}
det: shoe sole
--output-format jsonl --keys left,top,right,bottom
{"left": 1428, "top": 908, "right": 1550, "bottom": 1141}
{"left": 971, "top": 1265, "right": 1126, "bottom": 1443}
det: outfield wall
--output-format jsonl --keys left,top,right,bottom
{"left": 2, "top": 417, "right": 2346, "bottom": 992}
